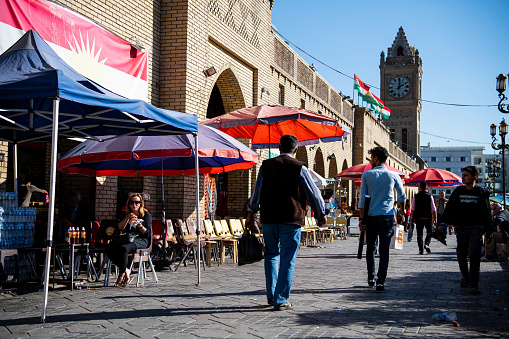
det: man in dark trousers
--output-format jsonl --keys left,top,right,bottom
{"left": 435, "top": 190, "right": 449, "bottom": 233}
{"left": 441, "top": 166, "right": 492, "bottom": 295}
{"left": 246, "top": 135, "right": 326, "bottom": 311}
{"left": 60, "top": 191, "right": 95, "bottom": 222}
{"left": 411, "top": 181, "right": 437, "bottom": 254}
{"left": 359, "top": 146, "right": 406, "bottom": 293}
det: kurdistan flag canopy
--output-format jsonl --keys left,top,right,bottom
{"left": 0, "top": 0, "right": 148, "bottom": 101}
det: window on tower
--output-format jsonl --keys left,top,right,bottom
{"left": 397, "top": 46, "right": 404, "bottom": 56}
{"left": 402, "top": 128, "right": 408, "bottom": 151}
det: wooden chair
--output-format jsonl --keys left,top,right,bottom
{"left": 321, "top": 217, "right": 335, "bottom": 243}
{"left": 171, "top": 219, "right": 206, "bottom": 271}
{"left": 227, "top": 219, "right": 244, "bottom": 238}
{"left": 187, "top": 218, "right": 218, "bottom": 268}
{"left": 213, "top": 220, "right": 238, "bottom": 264}
{"left": 334, "top": 216, "right": 348, "bottom": 240}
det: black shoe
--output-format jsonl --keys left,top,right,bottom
{"left": 267, "top": 298, "right": 274, "bottom": 306}
{"left": 274, "top": 302, "right": 292, "bottom": 311}
{"left": 376, "top": 283, "right": 385, "bottom": 293}
{"left": 469, "top": 287, "right": 481, "bottom": 295}
{"left": 425, "top": 245, "right": 431, "bottom": 254}
{"left": 368, "top": 279, "right": 376, "bottom": 287}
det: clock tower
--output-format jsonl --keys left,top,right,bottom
{"left": 380, "top": 27, "right": 423, "bottom": 156}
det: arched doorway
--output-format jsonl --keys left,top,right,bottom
{"left": 295, "top": 146, "right": 308, "bottom": 166}
{"left": 328, "top": 155, "right": 338, "bottom": 178}
{"left": 313, "top": 148, "right": 325, "bottom": 178}
{"left": 206, "top": 68, "right": 246, "bottom": 119}
{"left": 206, "top": 68, "right": 247, "bottom": 217}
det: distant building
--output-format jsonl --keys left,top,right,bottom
{"left": 420, "top": 145, "right": 486, "bottom": 198}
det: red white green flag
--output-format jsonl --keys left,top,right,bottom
{"left": 354, "top": 74, "right": 369, "bottom": 97}
{"left": 371, "top": 104, "right": 391, "bottom": 119}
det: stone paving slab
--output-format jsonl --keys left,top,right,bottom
{"left": 1, "top": 235, "right": 509, "bottom": 338}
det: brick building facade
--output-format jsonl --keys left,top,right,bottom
{"left": 1, "top": 0, "right": 417, "bottom": 222}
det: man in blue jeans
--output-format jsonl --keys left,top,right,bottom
{"left": 359, "top": 146, "right": 406, "bottom": 293}
{"left": 246, "top": 135, "right": 326, "bottom": 311}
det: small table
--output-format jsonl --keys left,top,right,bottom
{"left": 54, "top": 243, "right": 98, "bottom": 290}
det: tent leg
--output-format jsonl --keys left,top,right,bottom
{"left": 41, "top": 98, "right": 60, "bottom": 323}
{"left": 194, "top": 133, "right": 201, "bottom": 286}
{"left": 14, "top": 143, "right": 18, "bottom": 193}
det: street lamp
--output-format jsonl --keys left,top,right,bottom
{"left": 486, "top": 159, "right": 501, "bottom": 197}
{"left": 497, "top": 73, "right": 509, "bottom": 113}
{"left": 490, "top": 119, "right": 509, "bottom": 209}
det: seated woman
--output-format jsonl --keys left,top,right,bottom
{"left": 106, "top": 193, "right": 152, "bottom": 287}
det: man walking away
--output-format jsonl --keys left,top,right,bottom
{"left": 359, "top": 146, "right": 406, "bottom": 293}
{"left": 435, "top": 191, "right": 449, "bottom": 233}
{"left": 246, "top": 135, "right": 326, "bottom": 311}
{"left": 411, "top": 181, "right": 437, "bottom": 254}
{"left": 441, "top": 166, "right": 492, "bottom": 295}
{"left": 485, "top": 203, "right": 509, "bottom": 261}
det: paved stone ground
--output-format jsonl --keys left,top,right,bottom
{"left": 1, "top": 234, "right": 509, "bottom": 338}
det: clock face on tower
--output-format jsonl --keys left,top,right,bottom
{"left": 388, "top": 77, "right": 410, "bottom": 98}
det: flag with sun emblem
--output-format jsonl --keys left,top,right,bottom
{"left": 0, "top": 0, "right": 149, "bottom": 101}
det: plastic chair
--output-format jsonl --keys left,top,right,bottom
{"left": 129, "top": 231, "right": 158, "bottom": 287}
{"left": 348, "top": 217, "right": 361, "bottom": 236}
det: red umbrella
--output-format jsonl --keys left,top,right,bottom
{"left": 336, "top": 162, "right": 409, "bottom": 181}
{"left": 405, "top": 168, "right": 462, "bottom": 187}
{"left": 201, "top": 105, "right": 349, "bottom": 149}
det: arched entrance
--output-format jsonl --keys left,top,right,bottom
{"left": 313, "top": 148, "right": 325, "bottom": 178}
{"left": 206, "top": 67, "right": 247, "bottom": 217}
{"left": 327, "top": 155, "right": 338, "bottom": 178}
{"left": 295, "top": 146, "right": 308, "bottom": 166}
{"left": 206, "top": 68, "right": 246, "bottom": 119}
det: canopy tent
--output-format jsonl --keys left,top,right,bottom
{"left": 0, "top": 30, "right": 199, "bottom": 322}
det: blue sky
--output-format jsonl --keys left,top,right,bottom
{"left": 271, "top": 0, "right": 509, "bottom": 154}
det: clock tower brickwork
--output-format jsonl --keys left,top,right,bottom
{"left": 380, "top": 27, "right": 423, "bottom": 156}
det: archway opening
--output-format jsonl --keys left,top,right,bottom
{"left": 206, "top": 68, "right": 247, "bottom": 217}
{"left": 313, "top": 148, "right": 325, "bottom": 178}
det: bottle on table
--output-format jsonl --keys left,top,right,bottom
{"left": 73, "top": 227, "right": 80, "bottom": 244}
{"left": 80, "top": 226, "right": 86, "bottom": 244}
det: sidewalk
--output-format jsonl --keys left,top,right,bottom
{"left": 1, "top": 235, "right": 508, "bottom": 338}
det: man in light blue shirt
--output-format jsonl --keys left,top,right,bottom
{"left": 359, "top": 146, "right": 406, "bottom": 293}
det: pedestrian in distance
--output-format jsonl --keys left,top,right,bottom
{"left": 484, "top": 203, "right": 509, "bottom": 261}
{"left": 410, "top": 181, "right": 437, "bottom": 254}
{"left": 435, "top": 190, "right": 449, "bottom": 233}
{"left": 441, "top": 166, "right": 492, "bottom": 295}
{"left": 246, "top": 134, "right": 326, "bottom": 311}
{"left": 359, "top": 146, "right": 406, "bottom": 293}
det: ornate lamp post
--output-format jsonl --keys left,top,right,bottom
{"left": 486, "top": 159, "right": 501, "bottom": 197}
{"left": 490, "top": 120, "right": 509, "bottom": 209}
{"left": 497, "top": 73, "right": 509, "bottom": 113}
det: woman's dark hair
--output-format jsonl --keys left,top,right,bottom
{"left": 368, "top": 146, "right": 389, "bottom": 163}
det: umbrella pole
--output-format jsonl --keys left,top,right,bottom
{"left": 41, "top": 98, "right": 60, "bottom": 323}
{"left": 161, "top": 159, "right": 167, "bottom": 261}
{"left": 194, "top": 133, "right": 201, "bottom": 285}
{"left": 268, "top": 123, "right": 271, "bottom": 159}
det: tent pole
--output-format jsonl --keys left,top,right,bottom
{"left": 194, "top": 133, "right": 201, "bottom": 285}
{"left": 41, "top": 98, "right": 60, "bottom": 323}
{"left": 13, "top": 143, "right": 18, "bottom": 193}
{"left": 161, "top": 159, "right": 167, "bottom": 260}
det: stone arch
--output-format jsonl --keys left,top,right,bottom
{"left": 296, "top": 146, "right": 308, "bottom": 166}
{"left": 340, "top": 159, "right": 351, "bottom": 207}
{"left": 206, "top": 67, "right": 246, "bottom": 119}
{"left": 313, "top": 148, "right": 325, "bottom": 177}
{"left": 328, "top": 156, "right": 338, "bottom": 178}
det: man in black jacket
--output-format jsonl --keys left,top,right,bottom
{"left": 442, "top": 166, "right": 492, "bottom": 295}
{"left": 246, "top": 135, "right": 326, "bottom": 311}
{"left": 411, "top": 181, "right": 437, "bottom": 254}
